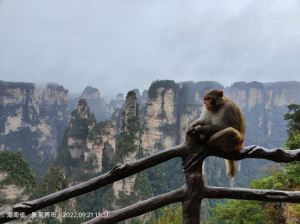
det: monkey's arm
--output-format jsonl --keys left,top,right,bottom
{"left": 188, "top": 107, "right": 207, "bottom": 130}
{"left": 197, "top": 124, "right": 227, "bottom": 136}
{"left": 189, "top": 118, "right": 204, "bottom": 128}
{"left": 198, "top": 105, "right": 242, "bottom": 136}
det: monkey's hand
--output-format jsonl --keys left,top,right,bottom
{"left": 194, "top": 125, "right": 202, "bottom": 131}
{"left": 189, "top": 119, "right": 203, "bottom": 128}
{"left": 187, "top": 124, "right": 202, "bottom": 136}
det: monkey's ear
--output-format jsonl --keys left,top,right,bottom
{"left": 218, "top": 90, "right": 224, "bottom": 98}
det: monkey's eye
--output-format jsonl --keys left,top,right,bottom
{"left": 204, "top": 97, "right": 211, "bottom": 100}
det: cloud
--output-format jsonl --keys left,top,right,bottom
{"left": 0, "top": 0, "right": 299, "bottom": 98}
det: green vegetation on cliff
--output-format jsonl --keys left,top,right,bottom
{"left": 0, "top": 151, "right": 36, "bottom": 192}
{"left": 206, "top": 200, "right": 269, "bottom": 224}
{"left": 115, "top": 116, "right": 141, "bottom": 161}
{"left": 115, "top": 91, "right": 140, "bottom": 161}
{"left": 152, "top": 205, "right": 182, "bottom": 224}
{"left": 148, "top": 80, "right": 177, "bottom": 99}
{"left": 36, "top": 99, "right": 112, "bottom": 223}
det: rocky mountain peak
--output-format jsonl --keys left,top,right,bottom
{"left": 81, "top": 86, "right": 101, "bottom": 100}
{"left": 75, "top": 99, "right": 90, "bottom": 119}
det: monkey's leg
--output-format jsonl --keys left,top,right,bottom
{"left": 207, "top": 127, "right": 242, "bottom": 178}
{"left": 207, "top": 127, "right": 243, "bottom": 152}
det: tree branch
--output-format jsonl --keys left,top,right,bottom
{"left": 207, "top": 145, "right": 300, "bottom": 163}
{"left": 0, "top": 144, "right": 185, "bottom": 223}
{"left": 83, "top": 186, "right": 187, "bottom": 224}
{"left": 204, "top": 186, "right": 300, "bottom": 203}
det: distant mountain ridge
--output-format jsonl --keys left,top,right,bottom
{"left": 0, "top": 81, "right": 68, "bottom": 176}
{"left": 1, "top": 79, "right": 300, "bottom": 176}
{"left": 1, "top": 79, "right": 300, "bottom": 222}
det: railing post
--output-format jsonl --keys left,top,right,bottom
{"left": 182, "top": 133, "right": 206, "bottom": 224}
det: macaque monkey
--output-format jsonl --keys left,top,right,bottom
{"left": 188, "top": 89, "right": 246, "bottom": 177}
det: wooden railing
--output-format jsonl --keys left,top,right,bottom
{"left": 1, "top": 133, "right": 300, "bottom": 224}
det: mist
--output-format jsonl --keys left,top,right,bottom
{"left": 0, "top": 0, "right": 299, "bottom": 99}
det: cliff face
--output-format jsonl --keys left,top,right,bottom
{"left": 141, "top": 81, "right": 224, "bottom": 153}
{"left": 69, "top": 86, "right": 109, "bottom": 121}
{"left": 113, "top": 91, "right": 140, "bottom": 198}
{"left": 141, "top": 80, "right": 300, "bottom": 154}
{"left": 141, "top": 82, "right": 177, "bottom": 153}
{"left": 2, "top": 80, "right": 298, "bottom": 178}
{"left": 226, "top": 81, "right": 300, "bottom": 147}
{"left": 63, "top": 99, "right": 116, "bottom": 174}
{"left": 0, "top": 81, "right": 68, "bottom": 175}
{"left": 0, "top": 170, "right": 29, "bottom": 211}
{"left": 108, "top": 93, "right": 125, "bottom": 116}
{"left": 2, "top": 79, "right": 300, "bottom": 222}
{"left": 140, "top": 80, "right": 300, "bottom": 189}
{"left": 47, "top": 99, "right": 117, "bottom": 217}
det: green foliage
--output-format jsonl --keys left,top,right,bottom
{"left": 231, "top": 81, "right": 265, "bottom": 90}
{"left": 116, "top": 190, "right": 140, "bottom": 207}
{"left": 127, "top": 90, "right": 137, "bottom": 98}
{"left": 102, "top": 143, "right": 115, "bottom": 172}
{"left": 38, "top": 165, "right": 68, "bottom": 195}
{"left": 0, "top": 151, "right": 36, "bottom": 192}
{"left": 55, "top": 130, "right": 73, "bottom": 169}
{"left": 87, "top": 121, "right": 112, "bottom": 143}
{"left": 115, "top": 116, "right": 141, "bottom": 161}
{"left": 99, "top": 185, "right": 115, "bottom": 209}
{"left": 249, "top": 162, "right": 300, "bottom": 191}
{"left": 148, "top": 80, "right": 177, "bottom": 99}
{"left": 250, "top": 169, "right": 287, "bottom": 190}
{"left": 134, "top": 171, "right": 153, "bottom": 199}
{"left": 130, "top": 219, "right": 143, "bottom": 224}
{"left": 285, "top": 162, "right": 300, "bottom": 185}
{"left": 115, "top": 132, "right": 137, "bottom": 161}
{"left": 34, "top": 169, "right": 67, "bottom": 222}
{"left": 145, "top": 158, "right": 184, "bottom": 196}
{"left": 127, "top": 116, "right": 141, "bottom": 134}
{"left": 152, "top": 205, "right": 182, "bottom": 224}
{"left": 68, "top": 116, "right": 89, "bottom": 139}
{"left": 284, "top": 104, "right": 300, "bottom": 150}
{"left": 1, "top": 127, "right": 51, "bottom": 177}
{"left": 284, "top": 104, "right": 300, "bottom": 136}
{"left": 286, "top": 133, "right": 300, "bottom": 150}
{"left": 205, "top": 200, "right": 268, "bottom": 224}
{"left": 68, "top": 99, "right": 96, "bottom": 139}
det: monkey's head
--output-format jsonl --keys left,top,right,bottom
{"left": 203, "top": 90, "right": 224, "bottom": 111}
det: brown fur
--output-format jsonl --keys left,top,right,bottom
{"left": 189, "top": 90, "right": 246, "bottom": 177}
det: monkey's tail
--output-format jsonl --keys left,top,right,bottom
{"left": 225, "top": 160, "right": 236, "bottom": 178}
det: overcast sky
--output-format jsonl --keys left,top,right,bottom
{"left": 0, "top": 0, "right": 299, "bottom": 99}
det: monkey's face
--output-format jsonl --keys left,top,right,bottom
{"left": 203, "top": 90, "right": 224, "bottom": 111}
{"left": 204, "top": 97, "right": 214, "bottom": 111}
